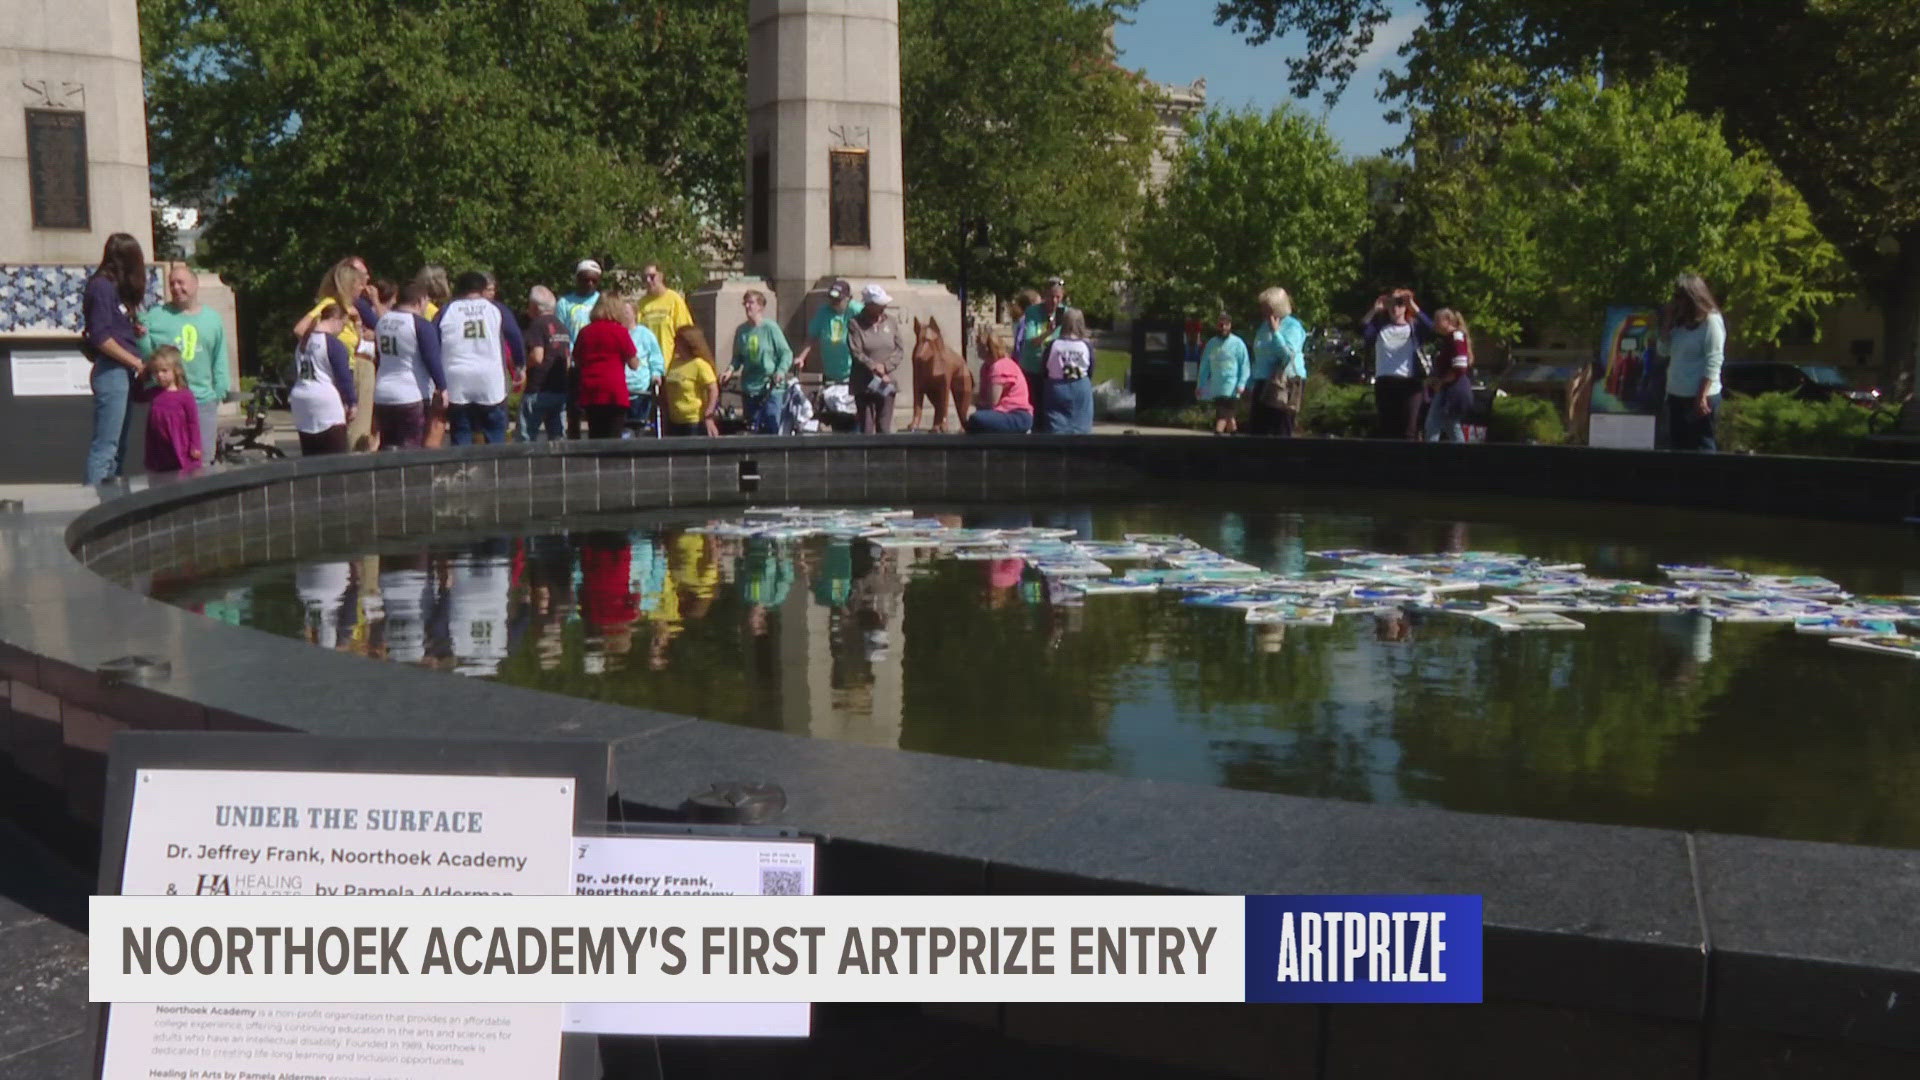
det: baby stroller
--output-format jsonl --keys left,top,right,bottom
{"left": 217, "top": 379, "right": 289, "bottom": 465}
{"left": 779, "top": 381, "right": 818, "bottom": 435}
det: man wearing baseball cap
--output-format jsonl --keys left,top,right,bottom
{"left": 556, "top": 260, "right": 602, "bottom": 345}
{"left": 847, "top": 284, "right": 905, "bottom": 434}
{"left": 552, "top": 260, "right": 603, "bottom": 439}
{"left": 793, "top": 279, "right": 864, "bottom": 432}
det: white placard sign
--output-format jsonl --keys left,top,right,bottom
{"left": 9, "top": 348, "right": 93, "bottom": 396}
{"left": 1588, "top": 412, "right": 1659, "bottom": 449}
{"left": 565, "top": 833, "right": 816, "bottom": 1037}
{"left": 104, "top": 768, "right": 579, "bottom": 1080}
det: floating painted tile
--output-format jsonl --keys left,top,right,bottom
{"left": 1473, "top": 611, "right": 1586, "bottom": 632}
{"left": 1830, "top": 634, "right": 1920, "bottom": 659}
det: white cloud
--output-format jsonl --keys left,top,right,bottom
{"left": 1352, "top": 12, "right": 1422, "bottom": 75}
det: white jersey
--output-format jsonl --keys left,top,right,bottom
{"left": 378, "top": 566, "right": 431, "bottom": 664}
{"left": 288, "top": 331, "right": 348, "bottom": 434}
{"left": 438, "top": 296, "right": 508, "bottom": 405}
{"left": 373, "top": 311, "right": 431, "bottom": 405}
{"left": 448, "top": 549, "right": 511, "bottom": 677}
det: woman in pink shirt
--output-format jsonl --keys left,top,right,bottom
{"left": 964, "top": 326, "right": 1033, "bottom": 434}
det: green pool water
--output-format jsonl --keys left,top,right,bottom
{"left": 145, "top": 486, "right": 1920, "bottom": 847}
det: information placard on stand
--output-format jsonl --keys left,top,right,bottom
{"left": 93, "top": 732, "right": 612, "bottom": 1080}
{"left": 567, "top": 823, "right": 817, "bottom": 1038}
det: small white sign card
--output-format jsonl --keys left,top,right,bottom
{"left": 565, "top": 831, "right": 817, "bottom": 1037}
{"left": 10, "top": 348, "right": 93, "bottom": 396}
{"left": 103, "top": 767, "right": 579, "bottom": 1080}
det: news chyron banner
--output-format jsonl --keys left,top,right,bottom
{"left": 91, "top": 894, "right": 1482, "bottom": 1008}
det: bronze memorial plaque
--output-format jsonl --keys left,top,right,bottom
{"left": 26, "top": 109, "right": 90, "bottom": 230}
{"left": 829, "top": 148, "right": 869, "bottom": 248}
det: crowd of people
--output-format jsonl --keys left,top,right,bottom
{"left": 76, "top": 230, "right": 1740, "bottom": 483}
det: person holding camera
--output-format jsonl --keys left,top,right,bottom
{"left": 847, "top": 284, "right": 904, "bottom": 434}
{"left": 1362, "top": 288, "right": 1436, "bottom": 439}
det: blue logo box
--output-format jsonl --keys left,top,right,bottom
{"left": 1243, "top": 895, "right": 1483, "bottom": 1003}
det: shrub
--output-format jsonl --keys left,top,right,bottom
{"left": 1718, "top": 392, "right": 1892, "bottom": 457}
{"left": 1300, "top": 378, "right": 1373, "bottom": 437}
{"left": 1134, "top": 403, "right": 1218, "bottom": 431}
{"left": 1487, "top": 394, "right": 1568, "bottom": 444}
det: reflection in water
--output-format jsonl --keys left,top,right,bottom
{"left": 149, "top": 500, "right": 1920, "bottom": 847}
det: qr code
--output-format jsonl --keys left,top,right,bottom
{"left": 760, "top": 869, "right": 805, "bottom": 896}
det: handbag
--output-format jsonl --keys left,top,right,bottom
{"left": 1258, "top": 378, "right": 1291, "bottom": 409}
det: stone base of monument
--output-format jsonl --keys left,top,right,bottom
{"left": 692, "top": 276, "right": 962, "bottom": 431}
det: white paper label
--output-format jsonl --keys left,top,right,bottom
{"left": 103, "top": 768, "right": 577, "bottom": 1080}
{"left": 10, "top": 348, "right": 93, "bottom": 396}
{"left": 564, "top": 833, "right": 815, "bottom": 1037}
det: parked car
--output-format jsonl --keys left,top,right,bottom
{"left": 1720, "top": 361, "right": 1880, "bottom": 405}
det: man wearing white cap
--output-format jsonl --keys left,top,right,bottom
{"left": 846, "top": 284, "right": 905, "bottom": 434}
{"left": 557, "top": 260, "right": 602, "bottom": 345}
{"left": 554, "top": 260, "right": 602, "bottom": 439}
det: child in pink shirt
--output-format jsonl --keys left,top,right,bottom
{"left": 135, "top": 345, "right": 204, "bottom": 474}
{"left": 965, "top": 326, "right": 1033, "bottom": 434}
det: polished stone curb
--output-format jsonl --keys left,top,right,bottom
{"left": 6, "top": 436, "right": 1919, "bottom": 1068}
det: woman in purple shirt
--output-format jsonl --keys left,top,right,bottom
{"left": 82, "top": 232, "right": 149, "bottom": 485}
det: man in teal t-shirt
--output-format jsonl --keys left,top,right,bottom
{"left": 138, "top": 263, "right": 231, "bottom": 463}
{"left": 1016, "top": 275, "right": 1071, "bottom": 433}
{"left": 795, "top": 279, "right": 863, "bottom": 384}
{"left": 556, "top": 259, "right": 601, "bottom": 344}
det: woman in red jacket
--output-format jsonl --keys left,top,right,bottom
{"left": 572, "top": 295, "right": 638, "bottom": 438}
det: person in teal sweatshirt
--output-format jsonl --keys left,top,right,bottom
{"left": 1249, "top": 287, "right": 1308, "bottom": 437}
{"left": 138, "top": 263, "right": 231, "bottom": 463}
{"left": 1196, "top": 311, "right": 1251, "bottom": 434}
{"left": 728, "top": 289, "right": 794, "bottom": 434}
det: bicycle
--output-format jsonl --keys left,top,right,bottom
{"left": 216, "top": 376, "right": 290, "bottom": 466}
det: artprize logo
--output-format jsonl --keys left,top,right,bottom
{"left": 1242, "top": 895, "right": 1483, "bottom": 1004}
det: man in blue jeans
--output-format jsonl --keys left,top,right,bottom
{"left": 433, "top": 271, "right": 524, "bottom": 445}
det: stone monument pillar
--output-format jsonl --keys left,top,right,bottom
{"left": 694, "top": 0, "right": 960, "bottom": 425}
{"left": 0, "top": 0, "right": 156, "bottom": 480}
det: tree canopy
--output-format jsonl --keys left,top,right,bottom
{"left": 898, "top": 0, "right": 1160, "bottom": 317}
{"left": 1131, "top": 106, "right": 1367, "bottom": 327}
{"left": 140, "top": 0, "right": 738, "bottom": 327}
{"left": 1404, "top": 67, "right": 1843, "bottom": 349}
{"left": 1212, "top": 0, "right": 1920, "bottom": 374}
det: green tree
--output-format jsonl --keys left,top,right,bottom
{"left": 1131, "top": 106, "right": 1367, "bottom": 326}
{"left": 1406, "top": 69, "right": 1842, "bottom": 351}
{"left": 899, "top": 0, "right": 1159, "bottom": 318}
{"left": 139, "top": 0, "right": 729, "bottom": 347}
{"left": 1212, "top": 0, "right": 1920, "bottom": 388}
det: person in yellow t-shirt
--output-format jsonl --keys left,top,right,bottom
{"left": 634, "top": 263, "right": 695, "bottom": 367}
{"left": 660, "top": 345, "right": 718, "bottom": 437}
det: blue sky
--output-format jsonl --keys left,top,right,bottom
{"left": 1111, "top": 0, "right": 1416, "bottom": 158}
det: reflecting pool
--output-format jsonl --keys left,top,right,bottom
{"left": 146, "top": 487, "right": 1920, "bottom": 847}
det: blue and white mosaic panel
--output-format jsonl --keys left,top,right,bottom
{"left": 0, "top": 265, "right": 165, "bottom": 335}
